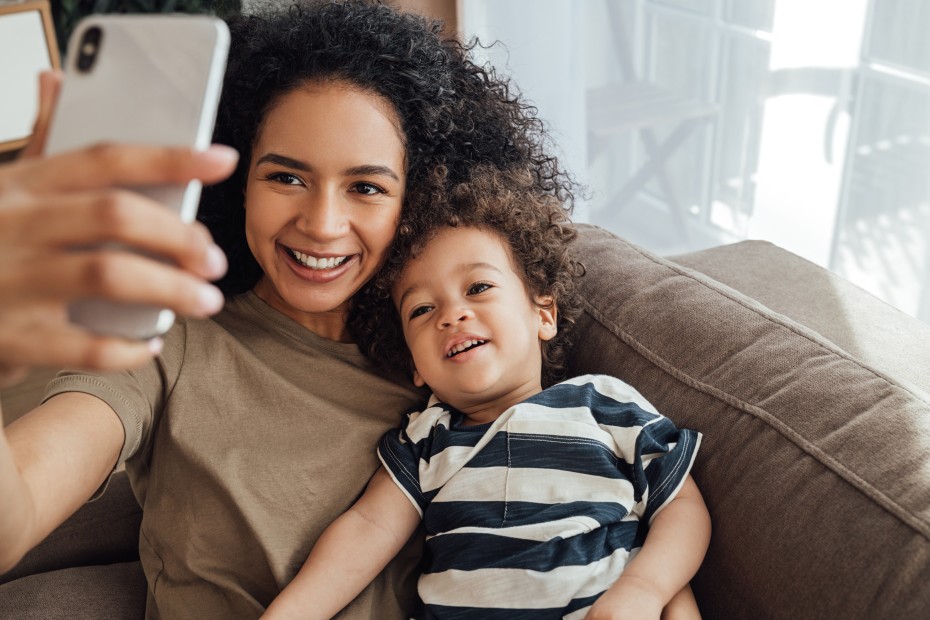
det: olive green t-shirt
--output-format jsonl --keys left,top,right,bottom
{"left": 44, "top": 292, "right": 427, "bottom": 619}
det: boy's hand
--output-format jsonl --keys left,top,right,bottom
{"left": 585, "top": 575, "right": 664, "bottom": 620}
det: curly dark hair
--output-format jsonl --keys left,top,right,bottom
{"left": 198, "top": 0, "right": 576, "bottom": 297}
{"left": 350, "top": 165, "right": 583, "bottom": 388}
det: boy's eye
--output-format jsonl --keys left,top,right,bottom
{"left": 467, "top": 282, "right": 492, "bottom": 295}
{"left": 351, "top": 182, "right": 386, "bottom": 196}
{"left": 409, "top": 306, "right": 432, "bottom": 319}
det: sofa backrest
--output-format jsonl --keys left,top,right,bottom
{"left": 567, "top": 224, "right": 930, "bottom": 618}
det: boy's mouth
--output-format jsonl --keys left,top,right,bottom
{"left": 285, "top": 246, "right": 350, "bottom": 270}
{"left": 446, "top": 339, "right": 487, "bottom": 358}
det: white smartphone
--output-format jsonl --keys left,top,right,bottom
{"left": 45, "top": 14, "right": 230, "bottom": 340}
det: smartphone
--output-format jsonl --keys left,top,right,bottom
{"left": 44, "top": 14, "right": 230, "bottom": 340}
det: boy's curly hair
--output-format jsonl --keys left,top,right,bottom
{"left": 350, "top": 165, "right": 584, "bottom": 388}
{"left": 198, "top": 0, "right": 576, "bottom": 297}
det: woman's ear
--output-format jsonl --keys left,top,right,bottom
{"left": 535, "top": 295, "right": 558, "bottom": 342}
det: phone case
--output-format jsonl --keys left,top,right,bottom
{"left": 45, "top": 14, "right": 229, "bottom": 340}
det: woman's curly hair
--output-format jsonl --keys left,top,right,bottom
{"left": 350, "top": 165, "right": 584, "bottom": 388}
{"left": 198, "top": 0, "right": 576, "bottom": 296}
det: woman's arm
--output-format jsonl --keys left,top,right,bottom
{"left": 263, "top": 467, "right": 421, "bottom": 620}
{"left": 586, "top": 475, "right": 711, "bottom": 620}
{"left": 0, "top": 393, "right": 125, "bottom": 572}
{"left": 0, "top": 72, "right": 238, "bottom": 574}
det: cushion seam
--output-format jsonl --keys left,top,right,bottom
{"left": 581, "top": 294, "right": 930, "bottom": 541}
{"left": 634, "top": 238, "right": 930, "bottom": 405}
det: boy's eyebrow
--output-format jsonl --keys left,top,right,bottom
{"left": 396, "top": 262, "right": 504, "bottom": 310}
{"left": 255, "top": 153, "right": 400, "bottom": 181}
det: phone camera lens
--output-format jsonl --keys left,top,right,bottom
{"left": 76, "top": 26, "right": 103, "bottom": 73}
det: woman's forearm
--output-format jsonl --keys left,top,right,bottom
{"left": 0, "top": 410, "right": 34, "bottom": 572}
{"left": 0, "top": 393, "right": 124, "bottom": 574}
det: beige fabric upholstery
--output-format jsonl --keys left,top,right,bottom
{"left": 568, "top": 224, "right": 930, "bottom": 618}
{"left": 672, "top": 239, "right": 930, "bottom": 397}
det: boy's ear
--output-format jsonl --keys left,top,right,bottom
{"left": 412, "top": 367, "right": 426, "bottom": 388}
{"left": 535, "top": 295, "right": 558, "bottom": 342}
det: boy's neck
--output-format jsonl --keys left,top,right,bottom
{"left": 451, "top": 381, "right": 545, "bottom": 426}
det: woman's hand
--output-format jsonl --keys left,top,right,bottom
{"left": 0, "top": 144, "right": 236, "bottom": 386}
{"left": 0, "top": 69, "right": 239, "bottom": 387}
{"left": 0, "top": 133, "right": 237, "bottom": 387}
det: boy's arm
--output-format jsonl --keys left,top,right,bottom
{"left": 587, "top": 475, "right": 711, "bottom": 620}
{"left": 262, "top": 467, "right": 422, "bottom": 620}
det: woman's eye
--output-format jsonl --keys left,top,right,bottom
{"left": 268, "top": 172, "right": 303, "bottom": 186}
{"left": 467, "top": 282, "right": 492, "bottom": 295}
{"left": 409, "top": 306, "right": 432, "bottom": 319}
{"left": 351, "top": 182, "right": 386, "bottom": 196}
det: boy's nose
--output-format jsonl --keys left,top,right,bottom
{"left": 439, "top": 307, "right": 473, "bottom": 328}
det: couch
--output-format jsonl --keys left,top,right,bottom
{"left": 2, "top": 223, "right": 929, "bottom": 618}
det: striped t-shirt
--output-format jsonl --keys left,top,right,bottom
{"left": 377, "top": 374, "right": 702, "bottom": 619}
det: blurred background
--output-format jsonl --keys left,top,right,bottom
{"left": 457, "top": 0, "right": 930, "bottom": 325}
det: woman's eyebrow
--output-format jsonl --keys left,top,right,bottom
{"left": 345, "top": 164, "right": 400, "bottom": 181}
{"left": 255, "top": 153, "right": 310, "bottom": 171}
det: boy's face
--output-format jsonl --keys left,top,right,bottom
{"left": 392, "top": 226, "right": 557, "bottom": 417}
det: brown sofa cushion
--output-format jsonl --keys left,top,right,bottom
{"left": 567, "top": 225, "right": 930, "bottom": 618}
{"left": 0, "top": 561, "right": 145, "bottom": 620}
{"left": 0, "top": 471, "right": 142, "bottom": 586}
{"left": 671, "top": 239, "right": 930, "bottom": 396}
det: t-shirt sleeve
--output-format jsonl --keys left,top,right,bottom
{"left": 630, "top": 416, "right": 702, "bottom": 525}
{"left": 583, "top": 374, "right": 701, "bottom": 525}
{"left": 41, "top": 319, "right": 187, "bottom": 480}
{"left": 377, "top": 408, "right": 435, "bottom": 517}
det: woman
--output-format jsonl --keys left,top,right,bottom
{"left": 0, "top": 1, "right": 574, "bottom": 617}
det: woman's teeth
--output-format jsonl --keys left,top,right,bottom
{"left": 447, "top": 340, "right": 486, "bottom": 358}
{"left": 290, "top": 249, "right": 349, "bottom": 270}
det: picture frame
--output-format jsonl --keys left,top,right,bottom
{"left": 0, "top": 0, "right": 61, "bottom": 153}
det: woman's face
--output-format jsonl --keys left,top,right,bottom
{"left": 245, "top": 82, "right": 406, "bottom": 341}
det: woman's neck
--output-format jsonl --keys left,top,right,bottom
{"left": 252, "top": 281, "right": 352, "bottom": 343}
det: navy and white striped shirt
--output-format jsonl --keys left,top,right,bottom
{"left": 377, "top": 374, "right": 702, "bottom": 619}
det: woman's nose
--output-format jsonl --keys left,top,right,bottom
{"left": 296, "top": 190, "right": 350, "bottom": 240}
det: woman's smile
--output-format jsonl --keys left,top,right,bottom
{"left": 279, "top": 243, "right": 357, "bottom": 282}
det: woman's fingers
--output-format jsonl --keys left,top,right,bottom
{"left": 0, "top": 305, "right": 160, "bottom": 388}
{"left": 0, "top": 141, "right": 237, "bottom": 381}
{"left": 20, "top": 70, "right": 64, "bottom": 159}
{"left": 11, "top": 143, "right": 239, "bottom": 194}
{"left": 5, "top": 250, "right": 225, "bottom": 317}
{"left": 8, "top": 190, "right": 228, "bottom": 281}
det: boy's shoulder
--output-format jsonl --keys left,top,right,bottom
{"left": 543, "top": 374, "right": 658, "bottom": 409}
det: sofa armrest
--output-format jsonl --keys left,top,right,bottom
{"left": 567, "top": 224, "right": 930, "bottom": 618}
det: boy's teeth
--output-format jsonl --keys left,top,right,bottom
{"left": 291, "top": 250, "right": 348, "bottom": 270}
{"left": 447, "top": 339, "right": 486, "bottom": 357}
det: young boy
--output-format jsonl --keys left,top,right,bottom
{"left": 264, "top": 167, "right": 711, "bottom": 619}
